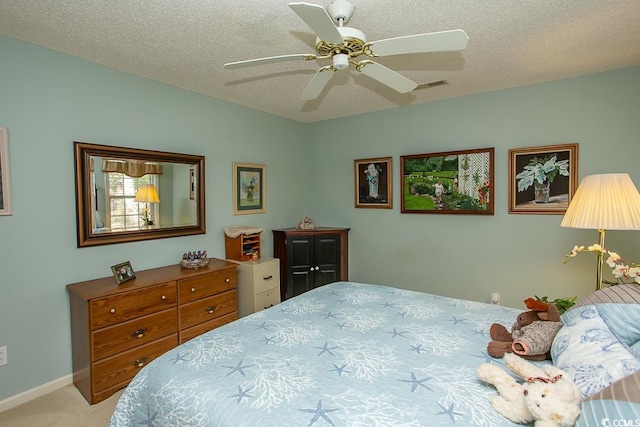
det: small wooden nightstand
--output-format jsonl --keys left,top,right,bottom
{"left": 229, "top": 257, "right": 281, "bottom": 317}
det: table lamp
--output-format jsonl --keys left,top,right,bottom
{"left": 134, "top": 184, "right": 160, "bottom": 225}
{"left": 561, "top": 173, "right": 640, "bottom": 290}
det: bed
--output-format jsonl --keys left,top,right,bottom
{"left": 109, "top": 281, "right": 640, "bottom": 426}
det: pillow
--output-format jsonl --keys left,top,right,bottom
{"left": 95, "top": 211, "right": 105, "bottom": 228}
{"left": 596, "top": 303, "right": 640, "bottom": 348}
{"left": 551, "top": 305, "right": 640, "bottom": 398}
{"left": 575, "top": 284, "right": 640, "bottom": 307}
{"left": 576, "top": 372, "right": 640, "bottom": 426}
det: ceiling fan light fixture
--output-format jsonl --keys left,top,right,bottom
{"left": 333, "top": 53, "right": 350, "bottom": 69}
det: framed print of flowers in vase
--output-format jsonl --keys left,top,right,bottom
{"left": 508, "top": 143, "right": 578, "bottom": 214}
{"left": 233, "top": 162, "right": 266, "bottom": 215}
{"left": 354, "top": 157, "right": 392, "bottom": 209}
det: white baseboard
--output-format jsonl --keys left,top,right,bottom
{"left": 0, "top": 374, "right": 73, "bottom": 413}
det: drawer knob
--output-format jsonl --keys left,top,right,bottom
{"left": 134, "top": 357, "right": 147, "bottom": 368}
{"left": 190, "top": 287, "right": 196, "bottom": 292}
{"left": 263, "top": 275, "right": 273, "bottom": 281}
{"left": 132, "top": 328, "right": 148, "bottom": 338}
{"left": 206, "top": 306, "right": 216, "bottom": 314}
{"left": 225, "top": 278, "right": 230, "bottom": 283}
{"left": 161, "top": 295, "right": 166, "bottom": 300}
{"left": 110, "top": 308, "right": 116, "bottom": 314}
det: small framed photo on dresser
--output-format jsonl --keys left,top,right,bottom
{"left": 111, "top": 261, "right": 136, "bottom": 285}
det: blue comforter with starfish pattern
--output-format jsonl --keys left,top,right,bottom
{"left": 109, "top": 281, "right": 533, "bottom": 426}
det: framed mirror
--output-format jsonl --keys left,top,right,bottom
{"left": 74, "top": 141, "right": 206, "bottom": 247}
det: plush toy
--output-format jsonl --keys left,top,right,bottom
{"left": 477, "top": 353, "right": 582, "bottom": 427}
{"left": 487, "top": 298, "right": 562, "bottom": 361}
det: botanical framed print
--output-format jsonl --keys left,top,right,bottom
{"left": 354, "top": 157, "right": 392, "bottom": 209}
{"left": 0, "top": 127, "right": 12, "bottom": 216}
{"left": 111, "top": 261, "right": 136, "bottom": 285}
{"left": 233, "top": 162, "right": 266, "bottom": 215}
{"left": 508, "top": 143, "right": 578, "bottom": 215}
{"left": 401, "top": 147, "right": 494, "bottom": 215}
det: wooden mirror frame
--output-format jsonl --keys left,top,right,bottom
{"left": 74, "top": 141, "right": 206, "bottom": 247}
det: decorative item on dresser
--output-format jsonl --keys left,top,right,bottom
{"left": 272, "top": 227, "right": 349, "bottom": 301}
{"left": 228, "top": 257, "right": 281, "bottom": 317}
{"left": 224, "top": 226, "right": 263, "bottom": 261}
{"left": 66, "top": 258, "right": 238, "bottom": 404}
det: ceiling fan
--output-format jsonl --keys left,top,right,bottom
{"left": 223, "top": 0, "right": 469, "bottom": 101}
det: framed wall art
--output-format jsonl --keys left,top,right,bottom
{"left": 508, "top": 143, "right": 578, "bottom": 215}
{"left": 189, "top": 165, "right": 195, "bottom": 200}
{"left": 401, "top": 147, "right": 494, "bottom": 215}
{"left": 233, "top": 162, "right": 266, "bottom": 215}
{"left": 111, "top": 261, "right": 136, "bottom": 285}
{"left": 354, "top": 156, "right": 392, "bottom": 209}
{"left": 0, "top": 127, "right": 12, "bottom": 216}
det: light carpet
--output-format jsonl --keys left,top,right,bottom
{"left": 0, "top": 385, "right": 122, "bottom": 427}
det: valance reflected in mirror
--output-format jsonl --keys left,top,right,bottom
{"left": 74, "top": 142, "right": 206, "bottom": 247}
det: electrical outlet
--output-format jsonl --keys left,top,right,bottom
{"left": 0, "top": 346, "right": 7, "bottom": 367}
{"left": 491, "top": 292, "right": 501, "bottom": 305}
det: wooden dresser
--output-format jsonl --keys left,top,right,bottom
{"left": 67, "top": 258, "right": 238, "bottom": 404}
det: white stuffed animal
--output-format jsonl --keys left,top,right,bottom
{"left": 477, "top": 353, "right": 582, "bottom": 427}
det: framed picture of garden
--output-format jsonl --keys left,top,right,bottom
{"left": 354, "top": 157, "right": 392, "bottom": 209}
{"left": 508, "top": 143, "right": 578, "bottom": 215}
{"left": 233, "top": 162, "right": 266, "bottom": 215}
{"left": 400, "top": 147, "right": 494, "bottom": 214}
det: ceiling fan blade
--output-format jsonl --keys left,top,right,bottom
{"left": 301, "top": 66, "right": 335, "bottom": 101}
{"left": 224, "top": 54, "right": 316, "bottom": 70}
{"left": 367, "top": 29, "right": 469, "bottom": 57}
{"left": 289, "top": 2, "right": 343, "bottom": 45}
{"left": 357, "top": 61, "right": 417, "bottom": 93}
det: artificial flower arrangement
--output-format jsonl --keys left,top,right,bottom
{"left": 564, "top": 243, "right": 640, "bottom": 284}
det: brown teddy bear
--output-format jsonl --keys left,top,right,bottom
{"left": 487, "top": 298, "right": 562, "bottom": 362}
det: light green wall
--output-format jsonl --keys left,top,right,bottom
{"left": 304, "top": 66, "right": 640, "bottom": 307}
{"left": 0, "top": 36, "right": 307, "bottom": 400}
{"left": 0, "top": 34, "right": 639, "bottom": 401}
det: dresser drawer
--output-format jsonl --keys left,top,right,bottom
{"left": 179, "top": 312, "right": 237, "bottom": 344}
{"left": 179, "top": 269, "right": 236, "bottom": 304}
{"left": 251, "top": 260, "right": 280, "bottom": 294}
{"left": 179, "top": 290, "right": 237, "bottom": 330}
{"left": 254, "top": 288, "right": 280, "bottom": 313}
{"left": 92, "top": 334, "right": 177, "bottom": 393}
{"left": 90, "top": 282, "right": 177, "bottom": 329}
{"left": 92, "top": 309, "right": 177, "bottom": 361}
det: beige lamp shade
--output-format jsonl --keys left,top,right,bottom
{"left": 134, "top": 184, "right": 160, "bottom": 203}
{"left": 561, "top": 173, "right": 640, "bottom": 231}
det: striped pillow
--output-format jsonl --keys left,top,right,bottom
{"left": 575, "top": 284, "right": 640, "bottom": 307}
{"left": 576, "top": 372, "right": 640, "bottom": 426}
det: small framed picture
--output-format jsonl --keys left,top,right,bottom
{"left": 354, "top": 157, "right": 392, "bottom": 209}
{"left": 233, "top": 162, "right": 266, "bottom": 215}
{"left": 189, "top": 165, "right": 195, "bottom": 200}
{"left": 401, "top": 147, "right": 495, "bottom": 215}
{"left": 508, "top": 143, "right": 578, "bottom": 214}
{"left": 111, "top": 261, "right": 136, "bottom": 285}
{"left": 0, "top": 127, "right": 12, "bottom": 216}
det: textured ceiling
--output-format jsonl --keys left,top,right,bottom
{"left": 1, "top": 0, "right": 639, "bottom": 123}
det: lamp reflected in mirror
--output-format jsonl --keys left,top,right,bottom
{"left": 134, "top": 184, "right": 160, "bottom": 226}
